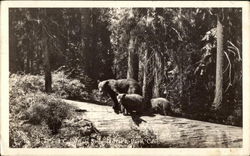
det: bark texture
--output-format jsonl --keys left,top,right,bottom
{"left": 142, "top": 48, "right": 153, "bottom": 108}
{"left": 127, "top": 35, "right": 139, "bottom": 81}
{"left": 42, "top": 9, "right": 52, "bottom": 93}
{"left": 213, "top": 16, "right": 224, "bottom": 110}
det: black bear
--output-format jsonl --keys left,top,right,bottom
{"left": 150, "top": 98, "right": 171, "bottom": 116}
{"left": 117, "top": 93, "right": 145, "bottom": 115}
{"left": 98, "top": 79, "right": 142, "bottom": 114}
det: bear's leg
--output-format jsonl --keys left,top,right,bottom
{"left": 109, "top": 92, "right": 121, "bottom": 114}
{"left": 136, "top": 109, "right": 144, "bottom": 115}
{"left": 125, "top": 109, "right": 129, "bottom": 115}
{"left": 163, "top": 108, "right": 168, "bottom": 116}
{"left": 163, "top": 103, "right": 171, "bottom": 116}
{"left": 123, "top": 107, "right": 129, "bottom": 116}
{"left": 120, "top": 104, "right": 126, "bottom": 115}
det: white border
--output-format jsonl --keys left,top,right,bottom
{"left": 1, "top": 1, "right": 250, "bottom": 156}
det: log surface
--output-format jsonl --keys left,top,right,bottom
{"left": 65, "top": 100, "right": 242, "bottom": 148}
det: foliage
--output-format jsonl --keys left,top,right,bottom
{"left": 9, "top": 76, "right": 74, "bottom": 147}
{"left": 193, "top": 8, "right": 242, "bottom": 125}
{"left": 52, "top": 71, "right": 90, "bottom": 100}
{"left": 9, "top": 8, "right": 114, "bottom": 82}
{"left": 9, "top": 72, "right": 90, "bottom": 101}
{"left": 10, "top": 73, "right": 162, "bottom": 148}
{"left": 90, "top": 89, "right": 113, "bottom": 106}
{"left": 10, "top": 74, "right": 164, "bottom": 148}
{"left": 9, "top": 8, "right": 242, "bottom": 127}
{"left": 10, "top": 73, "right": 44, "bottom": 94}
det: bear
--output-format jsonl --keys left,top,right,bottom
{"left": 98, "top": 79, "right": 142, "bottom": 114}
{"left": 117, "top": 93, "right": 145, "bottom": 115}
{"left": 150, "top": 98, "right": 171, "bottom": 116}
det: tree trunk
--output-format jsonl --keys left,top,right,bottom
{"left": 37, "top": 43, "right": 42, "bottom": 74}
{"left": 153, "top": 51, "right": 164, "bottom": 97}
{"left": 83, "top": 9, "right": 98, "bottom": 83}
{"left": 30, "top": 26, "right": 35, "bottom": 74}
{"left": 42, "top": 9, "right": 52, "bottom": 93}
{"left": 65, "top": 99, "right": 243, "bottom": 148}
{"left": 9, "top": 10, "right": 17, "bottom": 73}
{"left": 142, "top": 48, "right": 153, "bottom": 109}
{"left": 30, "top": 55, "right": 33, "bottom": 74}
{"left": 26, "top": 46, "right": 31, "bottom": 73}
{"left": 213, "top": 15, "right": 224, "bottom": 110}
{"left": 83, "top": 10, "right": 92, "bottom": 77}
{"left": 152, "top": 8, "right": 165, "bottom": 98}
{"left": 127, "top": 34, "right": 139, "bottom": 81}
{"left": 99, "top": 26, "right": 114, "bottom": 80}
{"left": 91, "top": 9, "right": 98, "bottom": 82}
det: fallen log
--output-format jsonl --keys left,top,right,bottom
{"left": 64, "top": 99, "right": 242, "bottom": 148}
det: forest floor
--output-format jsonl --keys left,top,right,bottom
{"left": 65, "top": 99, "right": 243, "bottom": 148}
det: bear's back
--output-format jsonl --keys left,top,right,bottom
{"left": 125, "top": 94, "right": 143, "bottom": 101}
{"left": 151, "top": 98, "right": 169, "bottom": 107}
{"left": 122, "top": 94, "right": 144, "bottom": 112}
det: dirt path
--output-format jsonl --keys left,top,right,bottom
{"left": 64, "top": 100, "right": 242, "bottom": 148}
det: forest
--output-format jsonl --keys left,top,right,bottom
{"left": 9, "top": 8, "right": 242, "bottom": 148}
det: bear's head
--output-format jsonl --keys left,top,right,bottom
{"left": 117, "top": 93, "right": 126, "bottom": 103}
{"left": 98, "top": 80, "right": 109, "bottom": 94}
{"left": 150, "top": 99, "right": 161, "bottom": 113}
{"left": 151, "top": 106, "right": 160, "bottom": 113}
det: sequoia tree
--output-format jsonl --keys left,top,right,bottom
{"left": 212, "top": 12, "right": 224, "bottom": 110}
{"left": 41, "top": 9, "right": 52, "bottom": 93}
{"left": 127, "top": 32, "right": 139, "bottom": 81}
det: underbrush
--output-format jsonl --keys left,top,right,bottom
{"left": 10, "top": 72, "right": 92, "bottom": 101}
{"left": 9, "top": 73, "right": 160, "bottom": 148}
{"left": 52, "top": 71, "right": 90, "bottom": 101}
{"left": 9, "top": 89, "right": 76, "bottom": 147}
{"left": 94, "top": 129, "right": 160, "bottom": 148}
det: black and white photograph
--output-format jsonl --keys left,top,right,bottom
{"left": 1, "top": 1, "right": 250, "bottom": 156}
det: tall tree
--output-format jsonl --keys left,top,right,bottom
{"left": 212, "top": 11, "right": 224, "bottom": 110}
{"left": 41, "top": 9, "right": 52, "bottom": 93}
{"left": 142, "top": 47, "right": 154, "bottom": 107}
{"left": 82, "top": 9, "right": 99, "bottom": 83}
{"left": 142, "top": 9, "right": 154, "bottom": 107}
{"left": 153, "top": 51, "right": 164, "bottom": 97}
{"left": 9, "top": 9, "right": 17, "bottom": 72}
{"left": 152, "top": 8, "right": 165, "bottom": 98}
{"left": 126, "top": 9, "right": 139, "bottom": 81}
{"left": 127, "top": 33, "right": 139, "bottom": 81}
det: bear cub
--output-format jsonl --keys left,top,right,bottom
{"left": 117, "top": 93, "right": 145, "bottom": 115}
{"left": 98, "top": 79, "right": 142, "bottom": 114}
{"left": 150, "top": 98, "right": 171, "bottom": 116}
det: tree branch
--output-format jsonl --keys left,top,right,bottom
{"left": 224, "top": 51, "right": 232, "bottom": 92}
{"left": 227, "top": 40, "right": 241, "bottom": 61}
